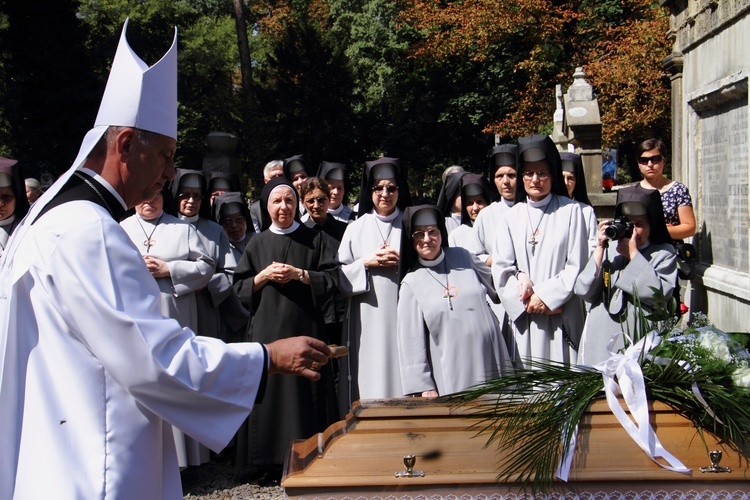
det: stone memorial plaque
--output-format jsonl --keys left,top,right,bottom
{"left": 699, "top": 99, "right": 748, "bottom": 272}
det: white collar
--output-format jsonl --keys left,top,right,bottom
{"left": 0, "top": 214, "right": 15, "bottom": 227}
{"left": 371, "top": 206, "right": 400, "bottom": 222}
{"left": 418, "top": 249, "right": 445, "bottom": 267}
{"left": 329, "top": 204, "right": 345, "bottom": 216}
{"left": 501, "top": 197, "right": 514, "bottom": 208}
{"left": 638, "top": 238, "right": 651, "bottom": 250}
{"left": 269, "top": 220, "right": 300, "bottom": 235}
{"left": 527, "top": 193, "right": 553, "bottom": 209}
{"left": 136, "top": 211, "right": 164, "bottom": 222}
{"left": 79, "top": 167, "right": 127, "bottom": 210}
{"left": 179, "top": 213, "right": 200, "bottom": 223}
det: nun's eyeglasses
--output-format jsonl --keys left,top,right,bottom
{"left": 412, "top": 228, "right": 440, "bottom": 241}
{"left": 177, "top": 192, "right": 203, "bottom": 201}
{"left": 0, "top": 194, "right": 14, "bottom": 204}
{"left": 372, "top": 185, "right": 398, "bottom": 194}
{"left": 521, "top": 171, "right": 550, "bottom": 180}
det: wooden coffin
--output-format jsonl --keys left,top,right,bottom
{"left": 282, "top": 397, "right": 750, "bottom": 499}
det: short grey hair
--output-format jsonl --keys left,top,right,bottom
{"left": 263, "top": 160, "right": 284, "bottom": 179}
{"left": 25, "top": 178, "right": 41, "bottom": 191}
{"left": 89, "top": 126, "right": 160, "bottom": 159}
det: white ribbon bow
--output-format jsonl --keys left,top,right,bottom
{"left": 557, "top": 331, "right": 690, "bottom": 481}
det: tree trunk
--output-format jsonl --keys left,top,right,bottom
{"left": 232, "top": 0, "right": 253, "bottom": 99}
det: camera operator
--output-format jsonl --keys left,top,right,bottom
{"left": 574, "top": 185, "right": 678, "bottom": 365}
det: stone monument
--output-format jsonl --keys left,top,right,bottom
{"left": 660, "top": 0, "right": 750, "bottom": 332}
{"left": 201, "top": 131, "right": 242, "bottom": 178}
{"left": 554, "top": 67, "right": 616, "bottom": 218}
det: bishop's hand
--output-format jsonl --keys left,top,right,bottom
{"left": 265, "top": 336, "right": 332, "bottom": 381}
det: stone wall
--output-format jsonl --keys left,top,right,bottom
{"left": 661, "top": 0, "right": 750, "bottom": 331}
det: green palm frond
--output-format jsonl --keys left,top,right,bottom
{"left": 443, "top": 289, "right": 749, "bottom": 493}
{"left": 442, "top": 361, "right": 603, "bottom": 491}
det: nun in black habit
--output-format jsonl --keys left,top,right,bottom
{"left": 232, "top": 176, "right": 339, "bottom": 472}
{"left": 575, "top": 184, "right": 677, "bottom": 365}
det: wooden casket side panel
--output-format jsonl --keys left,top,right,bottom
{"left": 282, "top": 398, "right": 750, "bottom": 491}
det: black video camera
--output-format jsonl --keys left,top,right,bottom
{"left": 604, "top": 216, "right": 634, "bottom": 241}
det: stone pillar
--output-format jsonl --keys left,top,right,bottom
{"left": 662, "top": 51, "right": 684, "bottom": 183}
{"left": 551, "top": 85, "right": 569, "bottom": 150}
{"left": 202, "top": 131, "right": 242, "bottom": 177}
{"left": 562, "top": 67, "right": 615, "bottom": 218}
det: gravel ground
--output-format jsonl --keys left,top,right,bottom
{"left": 181, "top": 460, "right": 284, "bottom": 500}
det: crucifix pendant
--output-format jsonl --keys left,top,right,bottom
{"left": 442, "top": 287, "right": 456, "bottom": 310}
{"left": 143, "top": 238, "right": 155, "bottom": 253}
{"left": 528, "top": 235, "right": 537, "bottom": 256}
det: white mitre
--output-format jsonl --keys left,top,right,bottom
{"left": 94, "top": 18, "right": 177, "bottom": 139}
{"left": 0, "top": 19, "right": 177, "bottom": 268}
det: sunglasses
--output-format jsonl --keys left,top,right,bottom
{"left": 304, "top": 196, "right": 329, "bottom": 206}
{"left": 637, "top": 154, "right": 664, "bottom": 165}
{"left": 177, "top": 192, "right": 203, "bottom": 201}
{"left": 372, "top": 185, "right": 398, "bottom": 194}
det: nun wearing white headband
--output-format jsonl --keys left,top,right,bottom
{"left": 0, "top": 20, "right": 331, "bottom": 500}
{"left": 336, "top": 157, "right": 413, "bottom": 415}
{"left": 491, "top": 134, "right": 587, "bottom": 368}
{"left": 0, "top": 156, "right": 30, "bottom": 257}
{"left": 397, "top": 205, "right": 510, "bottom": 397}
{"left": 232, "top": 176, "right": 339, "bottom": 473}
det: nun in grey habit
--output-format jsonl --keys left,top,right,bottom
{"left": 574, "top": 184, "right": 677, "bottom": 365}
{"left": 397, "top": 205, "right": 510, "bottom": 397}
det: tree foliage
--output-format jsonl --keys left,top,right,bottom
{"left": 0, "top": 0, "right": 672, "bottom": 194}
{"left": 397, "top": 0, "right": 671, "bottom": 148}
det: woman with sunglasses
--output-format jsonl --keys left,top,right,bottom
{"left": 397, "top": 205, "right": 510, "bottom": 397}
{"left": 635, "top": 138, "right": 696, "bottom": 241}
{"left": 336, "top": 157, "right": 413, "bottom": 415}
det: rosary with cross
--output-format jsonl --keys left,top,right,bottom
{"left": 442, "top": 286, "right": 458, "bottom": 310}
{"left": 528, "top": 229, "right": 541, "bottom": 256}
{"left": 143, "top": 237, "right": 157, "bottom": 253}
